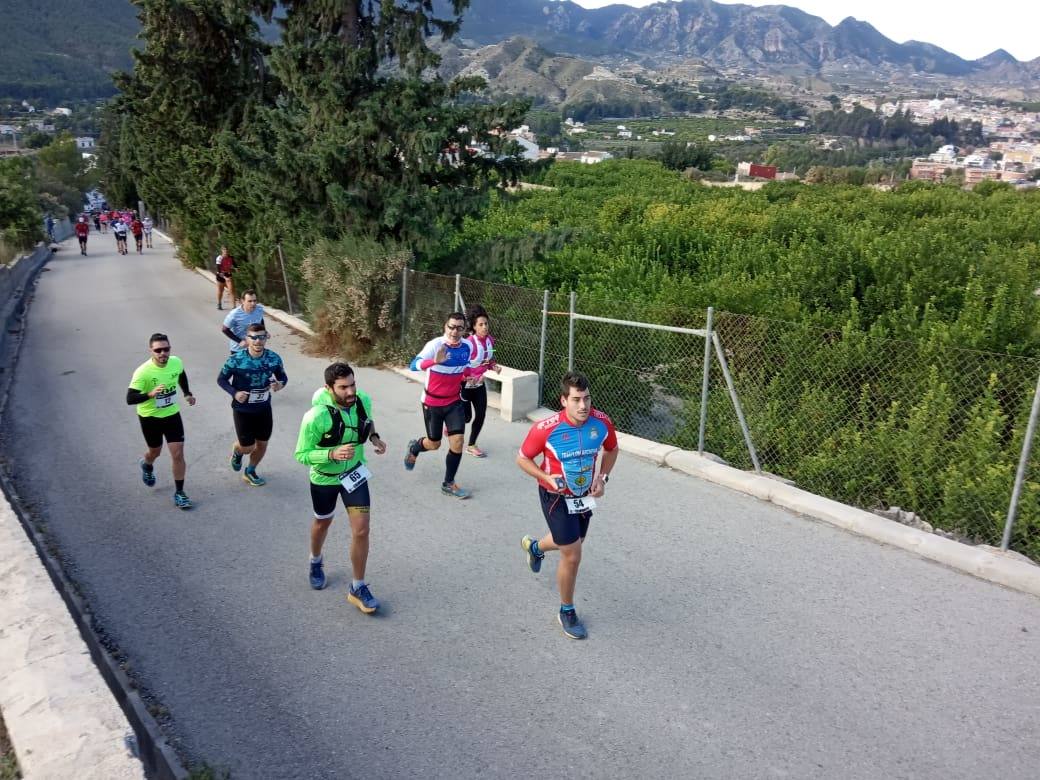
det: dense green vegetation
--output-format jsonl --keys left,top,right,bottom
{"left": 427, "top": 160, "right": 1040, "bottom": 556}
{"left": 0, "top": 133, "right": 96, "bottom": 262}
{"left": 102, "top": 0, "right": 532, "bottom": 355}
{"left": 0, "top": 0, "right": 137, "bottom": 101}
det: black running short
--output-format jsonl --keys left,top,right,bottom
{"left": 422, "top": 400, "right": 466, "bottom": 441}
{"left": 539, "top": 485, "right": 592, "bottom": 546}
{"left": 309, "top": 481, "right": 371, "bottom": 520}
{"left": 233, "top": 406, "right": 273, "bottom": 447}
{"left": 139, "top": 413, "right": 185, "bottom": 449}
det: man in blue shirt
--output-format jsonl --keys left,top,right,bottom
{"left": 221, "top": 289, "right": 266, "bottom": 352}
{"left": 217, "top": 323, "right": 288, "bottom": 486}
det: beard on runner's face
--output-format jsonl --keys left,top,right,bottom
{"left": 333, "top": 383, "right": 356, "bottom": 406}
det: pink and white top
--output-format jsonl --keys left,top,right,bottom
{"left": 410, "top": 336, "right": 472, "bottom": 407}
{"left": 465, "top": 334, "right": 496, "bottom": 385}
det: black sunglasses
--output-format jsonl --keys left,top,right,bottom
{"left": 152, "top": 347, "right": 171, "bottom": 353}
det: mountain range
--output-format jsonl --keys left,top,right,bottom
{"left": 2, "top": 0, "right": 1037, "bottom": 102}
{"left": 439, "top": 0, "right": 1040, "bottom": 95}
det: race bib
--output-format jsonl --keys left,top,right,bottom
{"left": 247, "top": 388, "right": 271, "bottom": 404}
{"left": 565, "top": 496, "right": 596, "bottom": 514}
{"left": 339, "top": 463, "right": 371, "bottom": 493}
{"left": 154, "top": 391, "right": 176, "bottom": 408}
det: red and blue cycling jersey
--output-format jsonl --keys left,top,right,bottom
{"left": 520, "top": 409, "right": 618, "bottom": 496}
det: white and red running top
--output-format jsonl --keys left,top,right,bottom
{"left": 410, "top": 336, "right": 472, "bottom": 407}
{"left": 465, "top": 333, "right": 495, "bottom": 385}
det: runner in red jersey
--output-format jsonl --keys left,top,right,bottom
{"left": 517, "top": 370, "right": 618, "bottom": 640}
{"left": 130, "top": 217, "right": 144, "bottom": 254}
{"left": 215, "top": 246, "right": 236, "bottom": 310}
{"left": 403, "top": 311, "right": 473, "bottom": 499}
{"left": 74, "top": 216, "right": 90, "bottom": 256}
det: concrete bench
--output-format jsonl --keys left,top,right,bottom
{"left": 392, "top": 364, "right": 540, "bottom": 422}
{"left": 481, "top": 366, "right": 540, "bottom": 422}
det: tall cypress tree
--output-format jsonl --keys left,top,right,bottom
{"left": 260, "top": 0, "right": 531, "bottom": 250}
{"left": 102, "top": 0, "right": 272, "bottom": 263}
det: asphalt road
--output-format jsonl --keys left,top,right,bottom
{"left": 3, "top": 231, "right": 1040, "bottom": 779}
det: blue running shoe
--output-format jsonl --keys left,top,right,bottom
{"left": 404, "top": 440, "right": 419, "bottom": 471}
{"left": 242, "top": 466, "right": 266, "bottom": 487}
{"left": 347, "top": 583, "right": 380, "bottom": 614}
{"left": 139, "top": 459, "right": 155, "bottom": 487}
{"left": 173, "top": 491, "right": 192, "bottom": 510}
{"left": 521, "top": 535, "right": 543, "bottom": 573}
{"left": 441, "top": 482, "right": 471, "bottom": 499}
{"left": 230, "top": 447, "right": 243, "bottom": 472}
{"left": 558, "top": 609, "right": 587, "bottom": 640}
{"left": 309, "top": 560, "right": 326, "bottom": 590}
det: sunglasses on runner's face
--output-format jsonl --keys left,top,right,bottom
{"left": 446, "top": 324, "right": 464, "bottom": 331}
{"left": 247, "top": 334, "right": 269, "bottom": 341}
{"left": 152, "top": 347, "right": 170, "bottom": 353}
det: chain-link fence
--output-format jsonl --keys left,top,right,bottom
{"left": 400, "top": 270, "right": 1040, "bottom": 561}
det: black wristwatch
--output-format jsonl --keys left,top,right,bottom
{"left": 599, "top": 474, "right": 610, "bottom": 483}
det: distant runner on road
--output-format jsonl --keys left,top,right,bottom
{"left": 74, "top": 216, "right": 89, "bottom": 256}
{"left": 517, "top": 371, "right": 618, "bottom": 640}
{"left": 112, "top": 218, "right": 128, "bottom": 255}
{"left": 130, "top": 216, "right": 144, "bottom": 254}
{"left": 142, "top": 216, "right": 153, "bottom": 248}
{"left": 217, "top": 323, "right": 287, "bottom": 487}
{"left": 294, "top": 363, "right": 387, "bottom": 614}
{"left": 126, "top": 333, "right": 197, "bottom": 510}
{"left": 215, "top": 246, "right": 236, "bottom": 310}
{"left": 403, "top": 311, "right": 473, "bottom": 499}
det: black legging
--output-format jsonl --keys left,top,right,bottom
{"left": 462, "top": 383, "right": 487, "bottom": 447}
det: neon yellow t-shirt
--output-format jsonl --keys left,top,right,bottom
{"left": 129, "top": 356, "right": 184, "bottom": 418}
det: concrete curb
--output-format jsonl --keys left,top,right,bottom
{"left": 0, "top": 497, "right": 145, "bottom": 779}
{"left": 0, "top": 238, "right": 187, "bottom": 779}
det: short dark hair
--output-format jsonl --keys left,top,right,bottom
{"left": 246, "top": 322, "right": 266, "bottom": 334}
{"left": 447, "top": 311, "right": 466, "bottom": 324}
{"left": 149, "top": 332, "right": 169, "bottom": 346}
{"left": 560, "top": 371, "right": 590, "bottom": 398}
{"left": 466, "top": 304, "right": 489, "bottom": 325}
{"left": 241, "top": 288, "right": 258, "bottom": 299}
{"left": 324, "top": 362, "right": 355, "bottom": 386}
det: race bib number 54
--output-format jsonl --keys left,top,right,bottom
{"left": 339, "top": 464, "right": 372, "bottom": 493}
{"left": 565, "top": 496, "right": 596, "bottom": 514}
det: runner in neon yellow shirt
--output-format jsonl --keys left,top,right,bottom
{"left": 126, "top": 333, "right": 197, "bottom": 509}
{"left": 295, "top": 362, "right": 387, "bottom": 612}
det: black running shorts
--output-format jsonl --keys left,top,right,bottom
{"left": 233, "top": 407, "right": 273, "bottom": 447}
{"left": 422, "top": 400, "right": 466, "bottom": 441}
{"left": 139, "top": 413, "right": 185, "bottom": 449}
{"left": 309, "top": 481, "right": 371, "bottom": 520}
{"left": 539, "top": 485, "right": 592, "bottom": 546}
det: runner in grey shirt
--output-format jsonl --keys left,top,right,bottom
{"left": 221, "top": 289, "right": 266, "bottom": 352}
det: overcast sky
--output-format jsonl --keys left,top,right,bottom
{"left": 569, "top": 0, "right": 1039, "bottom": 62}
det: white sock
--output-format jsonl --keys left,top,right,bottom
{"left": 310, "top": 554, "right": 322, "bottom": 564}
{"left": 352, "top": 579, "right": 365, "bottom": 590}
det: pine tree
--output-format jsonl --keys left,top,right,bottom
{"left": 260, "top": 0, "right": 531, "bottom": 250}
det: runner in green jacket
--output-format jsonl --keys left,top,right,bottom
{"left": 295, "top": 362, "right": 387, "bottom": 613}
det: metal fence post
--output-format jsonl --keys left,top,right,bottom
{"left": 538, "top": 289, "right": 549, "bottom": 402}
{"left": 1001, "top": 369, "right": 1040, "bottom": 551}
{"left": 276, "top": 243, "right": 294, "bottom": 316}
{"left": 400, "top": 266, "right": 409, "bottom": 344}
{"left": 698, "top": 306, "right": 714, "bottom": 455}
{"left": 567, "top": 291, "right": 576, "bottom": 370}
{"left": 454, "top": 274, "right": 462, "bottom": 313}
{"left": 712, "top": 332, "right": 762, "bottom": 474}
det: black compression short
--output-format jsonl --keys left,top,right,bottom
{"left": 139, "top": 413, "right": 185, "bottom": 449}
{"left": 422, "top": 400, "right": 466, "bottom": 441}
{"left": 233, "top": 407, "right": 273, "bottom": 447}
